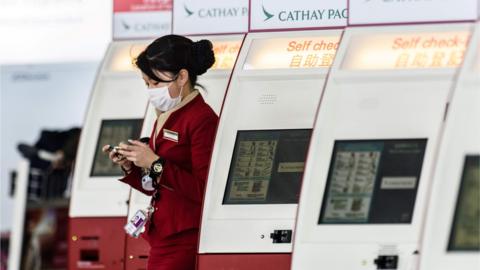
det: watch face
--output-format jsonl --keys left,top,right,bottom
{"left": 153, "top": 162, "right": 163, "bottom": 173}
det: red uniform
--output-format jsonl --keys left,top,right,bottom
{"left": 120, "top": 92, "right": 218, "bottom": 270}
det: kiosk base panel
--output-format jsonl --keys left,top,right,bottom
{"left": 198, "top": 254, "right": 291, "bottom": 270}
{"left": 68, "top": 217, "right": 126, "bottom": 270}
{"left": 125, "top": 236, "right": 150, "bottom": 270}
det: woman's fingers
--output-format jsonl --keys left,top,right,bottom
{"left": 117, "top": 149, "right": 136, "bottom": 157}
{"left": 125, "top": 156, "right": 137, "bottom": 162}
{"left": 119, "top": 141, "right": 142, "bottom": 149}
{"left": 112, "top": 154, "right": 123, "bottom": 163}
{"left": 102, "top": 145, "right": 111, "bottom": 153}
{"left": 118, "top": 142, "right": 130, "bottom": 150}
{"left": 127, "top": 139, "right": 145, "bottom": 147}
{"left": 109, "top": 151, "right": 117, "bottom": 160}
{"left": 106, "top": 148, "right": 126, "bottom": 164}
{"left": 102, "top": 142, "right": 137, "bottom": 169}
{"left": 104, "top": 140, "right": 150, "bottom": 168}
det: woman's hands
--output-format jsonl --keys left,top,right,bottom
{"left": 117, "top": 140, "right": 159, "bottom": 169}
{"left": 102, "top": 144, "right": 133, "bottom": 171}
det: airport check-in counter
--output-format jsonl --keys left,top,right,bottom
{"left": 419, "top": 21, "right": 479, "bottom": 270}
{"left": 68, "top": 40, "right": 150, "bottom": 269}
{"left": 198, "top": 29, "right": 343, "bottom": 270}
{"left": 291, "top": 23, "right": 472, "bottom": 270}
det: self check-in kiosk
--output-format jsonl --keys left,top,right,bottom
{"left": 124, "top": 35, "right": 244, "bottom": 270}
{"left": 198, "top": 29, "right": 342, "bottom": 270}
{"left": 419, "top": 21, "right": 479, "bottom": 270}
{"left": 68, "top": 40, "right": 150, "bottom": 269}
{"left": 291, "top": 23, "right": 472, "bottom": 270}
{"left": 7, "top": 160, "right": 30, "bottom": 270}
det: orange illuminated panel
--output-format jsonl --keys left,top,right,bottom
{"left": 108, "top": 43, "right": 147, "bottom": 72}
{"left": 244, "top": 35, "right": 341, "bottom": 70}
{"left": 210, "top": 40, "right": 242, "bottom": 70}
{"left": 342, "top": 31, "right": 471, "bottom": 70}
{"left": 108, "top": 40, "right": 240, "bottom": 72}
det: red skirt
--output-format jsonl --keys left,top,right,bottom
{"left": 147, "top": 229, "right": 198, "bottom": 270}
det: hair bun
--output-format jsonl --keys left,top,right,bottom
{"left": 191, "top": 39, "right": 215, "bottom": 75}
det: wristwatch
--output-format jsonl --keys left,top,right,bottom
{"left": 149, "top": 157, "right": 166, "bottom": 178}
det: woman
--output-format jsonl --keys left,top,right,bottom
{"left": 103, "top": 35, "right": 218, "bottom": 269}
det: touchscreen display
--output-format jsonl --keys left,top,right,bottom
{"left": 223, "top": 129, "right": 312, "bottom": 204}
{"left": 448, "top": 155, "right": 480, "bottom": 251}
{"left": 319, "top": 139, "right": 427, "bottom": 224}
{"left": 90, "top": 119, "right": 143, "bottom": 177}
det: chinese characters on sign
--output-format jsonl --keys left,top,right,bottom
{"left": 392, "top": 35, "right": 469, "bottom": 68}
{"left": 210, "top": 40, "right": 242, "bottom": 70}
{"left": 287, "top": 40, "right": 338, "bottom": 68}
{"left": 342, "top": 31, "right": 471, "bottom": 70}
{"left": 244, "top": 35, "right": 341, "bottom": 70}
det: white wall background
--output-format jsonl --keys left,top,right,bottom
{"left": 0, "top": 63, "right": 100, "bottom": 233}
{"left": 0, "top": 0, "right": 112, "bottom": 234}
{"left": 0, "top": 0, "right": 112, "bottom": 64}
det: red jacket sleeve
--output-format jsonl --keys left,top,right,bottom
{"left": 160, "top": 113, "right": 218, "bottom": 204}
{"left": 118, "top": 166, "right": 154, "bottom": 196}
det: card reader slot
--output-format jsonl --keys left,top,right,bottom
{"left": 80, "top": 236, "right": 100, "bottom": 241}
{"left": 80, "top": 249, "right": 99, "bottom": 262}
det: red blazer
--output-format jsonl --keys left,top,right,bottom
{"left": 119, "top": 94, "right": 218, "bottom": 247}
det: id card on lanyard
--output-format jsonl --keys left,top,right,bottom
{"left": 124, "top": 209, "right": 149, "bottom": 238}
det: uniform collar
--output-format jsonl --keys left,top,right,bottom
{"left": 153, "top": 90, "right": 200, "bottom": 142}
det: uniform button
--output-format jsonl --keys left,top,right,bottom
{"left": 155, "top": 208, "right": 158, "bottom": 211}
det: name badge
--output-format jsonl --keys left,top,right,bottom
{"left": 163, "top": 129, "right": 179, "bottom": 142}
{"left": 124, "top": 210, "right": 148, "bottom": 238}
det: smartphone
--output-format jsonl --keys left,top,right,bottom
{"left": 105, "top": 145, "right": 121, "bottom": 153}
{"left": 139, "top": 137, "right": 150, "bottom": 144}
{"left": 105, "top": 145, "right": 124, "bottom": 160}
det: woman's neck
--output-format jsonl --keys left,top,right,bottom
{"left": 181, "top": 84, "right": 195, "bottom": 101}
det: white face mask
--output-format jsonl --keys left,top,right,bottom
{"left": 146, "top": 84, "right": 183, "bottom": 112}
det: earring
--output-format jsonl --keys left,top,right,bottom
{"left": 179, "top": 85, "right": 184, "bottom": 98}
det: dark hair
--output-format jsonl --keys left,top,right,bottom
{"left": 135, "top": 35, "right": 215, "bottom": 88}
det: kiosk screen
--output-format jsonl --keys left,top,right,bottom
{"left": 90, "top": 119, "right": 143, "bottom": 177}
{"left": 448, "top": 155, "right": 480, "bottom": 251}
{"left": 319, "top": 139, "right": 427, "bottom": 224}
{"left": 223, "top": 129, "right": 312, "bottom": 204}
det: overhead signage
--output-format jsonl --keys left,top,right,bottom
{"left": 250, "top": 0, "right": 347, "bottom": 31}
{"left": 113, "top": 0, "right": 172, "bottom": 40}
{"left": 349, "top": 0, "right": 478, "bottom": 25}
{"left": 173, "top": 0, "right": 248, "bottom": 34}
